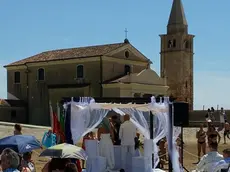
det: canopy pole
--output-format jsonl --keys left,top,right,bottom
{"left": 150, "top": 111, "right": 154, "bottom": 167}
{"left": 168, "top": 103, "right": 173, "bottom": 172}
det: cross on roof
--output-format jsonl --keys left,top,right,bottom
{"left": 124, "top": 28, "right": 128, "bottom": 39}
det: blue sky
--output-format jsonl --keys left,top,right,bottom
{"left": 0, "top": 0, "right": 230, "bottom": 110}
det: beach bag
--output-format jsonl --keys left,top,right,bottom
{"left": 42, "top": 131, "right": 56, "bottom": 148}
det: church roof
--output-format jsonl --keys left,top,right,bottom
{"left": 106, "top": 69, "right": 168, "bottom": 86}
{"left": 4, "top": 42, "right": 127, "bottom": 67}
{"left": 168, "top": 0, "right": 187, "bottom": 26}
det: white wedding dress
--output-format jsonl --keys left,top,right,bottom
{"left": 98, "top": 133, "right": 115, "bottom": 170}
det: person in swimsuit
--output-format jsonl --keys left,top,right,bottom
{"left": 196, "top": 124, "right": 206, "bottom": 163}
{"left": 207, "top": 125, "right": 221, "bottom": 145}
{"left": 224, "top": 122, "right": 230, "bottom": 144}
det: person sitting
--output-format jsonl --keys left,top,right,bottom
{"left": 42, "top": 158, "right": 71, "bottom": 172}
{"left": 14, "top": 124, "right": 22, "bottom": 135}
{"left": 196, "top": 142, "right": 223, "bottom": 172}
{"left": 0, "top": 148, "right": 20, "bottom": 172}
{"left": 213, "top": 148, "right": 230, "bottom": 172}
{"left": 21, "top": 152, "right": 36, "bottom": 172}
{"left": 64, "top": 163, "right": 78, "bottom": 172}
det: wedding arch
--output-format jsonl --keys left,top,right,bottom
{"left": 59, "top": 96, "right": 183, "bottom": 172}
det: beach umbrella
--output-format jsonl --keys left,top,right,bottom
{"left": 39, "top": 143, "right": 87, "bottom": 160}
{"left": 0, "top": 135, "right": 41, "bottom": 153}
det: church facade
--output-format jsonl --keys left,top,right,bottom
{"left": 3, "top": 0, "right": 193, "bottom": 125}
{"left": 4, "top": 41, "right": 168, "bottom": 125}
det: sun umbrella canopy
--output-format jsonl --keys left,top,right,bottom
{"left": 39, "top": 143, "right": 87, "bottom": 160}
{"left": 0, "top": 135, "right": 41, "bottom": 153}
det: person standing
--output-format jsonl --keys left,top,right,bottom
{"left": 97, "top": 118, "right": 115, "bottom": 170}
{"left": 111, "top": 115, "right": 121, "bottom": 145}
{"left": 223, "top": 122, "right": 230, "bottom": 144}
{"left": 218, "top": 107, "right": 226, "bottom": 132}
{"left": 196, "top": 124, "right": 206, "bottom": 163}
{"left": 119, "top": 114, "right": 137, "bottom": 171}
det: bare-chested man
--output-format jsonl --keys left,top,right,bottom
{"left": 224, "top": 122, "right": 230, "bottom": 144}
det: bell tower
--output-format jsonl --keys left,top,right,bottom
{"left": 160, "top": 0, "right": 194, "bottom": 110}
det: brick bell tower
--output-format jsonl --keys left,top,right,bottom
{"left": 160, "top": 0, "right": 194, "bottom": 110}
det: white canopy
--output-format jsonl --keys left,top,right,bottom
{"left": 63, "top": 96, "right": 181, "bottom": 172}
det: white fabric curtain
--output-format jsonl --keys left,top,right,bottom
{"left": 113, "top": 107, "right": 150, "bottom": 139}
{"left": 69, "top": 98, "right": 109, "bottom": 144}
{"left": 164, "top": 101, "right": 182, "bottom": 172}
{"left": 149, "top": 97, "right": 168, "bottom": 169}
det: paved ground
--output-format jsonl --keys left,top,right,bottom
{"left": 0, "top": 123, "right": 229, "bottom": 171}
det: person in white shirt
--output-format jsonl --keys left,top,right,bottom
{"left": 218, "top": 107, "right": 226, "bottom": 132}
{"left": 119, "top": 114, "right": 137, "bottom": 170}
{"left": 213, "top": 148, "right": 230, "bottom": 172}
{"left": 196, "top": 142, "right": 223, "bottom": 172}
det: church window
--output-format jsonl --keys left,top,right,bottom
{"left": 11, "top": 110, "right": 16, "bottom": 119}
{"left": 185, "top": 41, "right": 189, "bottom": 49}
{"left": 37, "top": 68, "right": 45, "bottom": 81}
{"left": 173, "top": 39, "right": 176, "bottom": 47}
{"left": 124, "top": 65, "right": 131, "bottom": 75}
{"left": 168, "top": 40, "right": 173, "bottom": 48}
{"left": 76, "top": 65, "right": 84, "bottom": 78}
{"left": 14, "top": 72, "right": 20, "bottom": 84}
{"left": 125, "top": 51, "right": 129, "bottom": 58}
{"left": 185, "top": 81, "right": 188, "bottom": 88}
{"left": 185, "top": 98, "right": 188, "bottom": 102}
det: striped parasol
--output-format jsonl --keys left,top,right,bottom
{"left": 39, "top": 143, "right": 87, "bottom": 160}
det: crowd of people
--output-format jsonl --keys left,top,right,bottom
{"left": 0, "top": 124, "right": 80, "bottom": 172}
{"left": 192, "top": 107, "right": 230, "bottom": 172}
{"left": 0, "top": 114, "right": 141, "bottom": 172}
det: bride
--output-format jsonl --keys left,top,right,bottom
{"left": 97, "top": 118, "right": 115, "bottom": 170}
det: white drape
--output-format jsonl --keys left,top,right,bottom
{"left": 69, "top": 98, "right": 109, "bottom": 144}
{"left": 67, "top": 96, "right": 181, "bottom": 171}
{"left": 113, "top": 107, "right": 150, "bottom": 139}
{"left": 164, "top": 101, "right": 182, "bottom": 172}
{"left": 148, "top": 97, "right": 168, "bottom": 169}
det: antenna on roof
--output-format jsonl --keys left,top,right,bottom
{"left": 124, "top": 28, "right": 130, "bottom": 44}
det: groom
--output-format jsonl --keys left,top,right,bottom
{"left": 119, "top": 114, "right": 137, "bottom": 170}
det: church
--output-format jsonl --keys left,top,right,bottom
{"left": 2, "top": 0, "right": 194, "bottom": 126}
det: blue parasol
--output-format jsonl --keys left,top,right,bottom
{"left": 0, "top": 135, "right": 42, "bottom": 153}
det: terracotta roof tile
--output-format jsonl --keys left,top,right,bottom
{"left": 5, "top": 42, "right": 126, "bottom": 67}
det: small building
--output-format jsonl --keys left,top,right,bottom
{"left": 0, "top": 99, "right": 27, "bottom": 123}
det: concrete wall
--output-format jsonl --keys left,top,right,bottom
{"left": 7, "top": 56, "right": 147, "bottom": 125}
{"left": 0, "top": 107, "right": 26, "bottom": 123}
